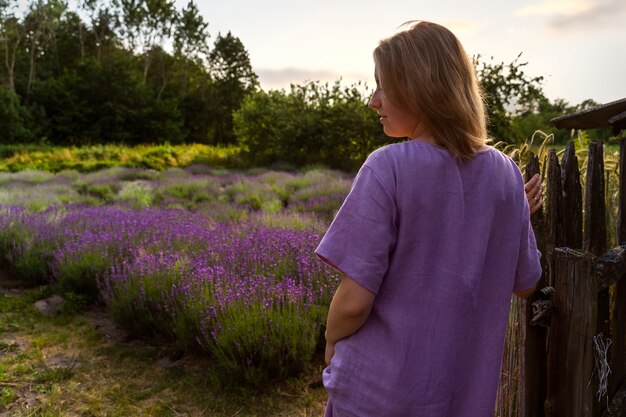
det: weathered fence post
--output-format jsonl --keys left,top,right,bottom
{"left": 584, "top": 142, "right": 607, "bottom": 256}
{"left": 610, "top": 137, "right": 626, "bottom": 400}
{"left": 585, "top": 141, "right": 610, "bottom": 416}
{"left": 521, "top": 152, "right": 548, "bottom": 417}
{"left": 561, "top": 141, "right": 582, "bottom": 249}
{"left": 546, "top": 149, "right": 565, "bottom": 287}
{"left": 597, "top": 245, "right": 626, "bottom": 416}
{"left": 584, "top": 142, "right": 611, "bottom": 414}
{"left": 546, "top": 249, "right": 598, "bottom": 417}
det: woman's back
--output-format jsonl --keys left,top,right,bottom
{"left": 317, "top": 141, "right": 541, "bottom": 416}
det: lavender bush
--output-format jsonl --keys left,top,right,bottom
{"left": 0, "top": 166, "right": 352, "bottom": 221}
{"left": 0, "top": 167, "right": 351, "bottom": 384}
{"left": 0, "top": 203, "right": 341, "bottom": 385}
{"left": 0, "top": 206, "right": 63, "bottom": 284}
{"left": 287, "top": 169, "right": 352, "bottom": 219}
{"left": 154, "top": 176, "right": 222, "bottom": 210}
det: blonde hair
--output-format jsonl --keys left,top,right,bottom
{"left": 373, "top": 21, "right": 488, "bottom": 160}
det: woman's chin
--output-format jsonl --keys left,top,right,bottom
{"left": 382, "top": 129, "right": 402, "bottom": 139}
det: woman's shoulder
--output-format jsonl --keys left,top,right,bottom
{"left": 361, "top": 141, "right": 452, "bottom": 187}
{"left": 367, "top": 142, "right": 516, "bottom": 167}
{"left": 366, "top": 140, "right": 448, "bottom": 165}
{"left": 472, "top": 146, "right": 526, "bottom": 189}
{"left": 481, "top": 146, "right": 523, "bottom": 172}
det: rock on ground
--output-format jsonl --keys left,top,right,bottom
{"left": 33, "top": 295, "right": 66, "bottom": 316}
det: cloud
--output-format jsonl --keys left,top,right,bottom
{"left": 516, "top": 0, "right": 593, "bottom": 17}
{"left": 440, "top": 19, "right": 484, "bottom": 36}
{"left": 550, "top": 0, "right": 626, "bottom": 30}
{"left": 516, "top": 0, "right": 626, "bottom": 32}
{"left": 255, "top": 67, "right": 370, "bottom": 91}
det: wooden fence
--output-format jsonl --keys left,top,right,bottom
{"left": 519, "top": 139, "right": 626, "bottom": 417}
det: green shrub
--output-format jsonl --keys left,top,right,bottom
{"left": 74, "top": 182, "right": 118, "bottom": 203}
{"left": 0, "top": 87, "right": 32, "bottom": 143}
{"left": 0, "top": 186, "right": 82, "bottom": 211}
{"left": 0, "top": 222, "right": 29, "bottom": 263}
{"left": 220, "top": 177, "right": 290, "bottom": 213}
{"left": 0, "top": 144, "right": 243, "bottom": 173}
{"left": 195, "top": 202, "right": 249, "bottom": 222}
{"left": 117, "top": 169, "right": 162, "bottom": 182}
{"left": 250, "top": 212, "right": 326, "bottom": 232}
{"left": 61, "top": 291, "right": 89, "bottom": 314}
{"left": 234, "top": 81, "right": 388, "bottom": 171}
{"left": 0, "top": 169, "right": 53, "bottom": 184}
{"left": 117, "top": 181, "right": 155, "bottom": 208}
{"left": 206, "top": 302, "right": 326, "bottom": 385}
{"left": 160, "top": 179, "right": 219, "bottom": 202}
{"left": 106, "top": 256, "right": 197, "bottom": 346}
{"left": 260, "top": 199, "right": 282, "bottom": 214}
{"left": 11, "top": 242, "right": 54, "bottom": 285}
{"left": 54, "top": 250, "right": 112, "bottom": 302}
{"left": 0, "top": 218, "right": 58, "bottom": 286}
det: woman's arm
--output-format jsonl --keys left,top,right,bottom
{"left": 325, "top": 274, "right": 376, "bottom": 365}
{"left": 514, "top": 285, "right": 536, "bottom": 299}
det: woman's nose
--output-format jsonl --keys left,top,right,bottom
{"left": 368, "top": 91, "right": 381, "bottom": 109}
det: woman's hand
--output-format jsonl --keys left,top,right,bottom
{"left": 525, "top": 174, "right": 542, "bottom": 215}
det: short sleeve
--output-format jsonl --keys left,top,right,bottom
{"left": 513, "top": 202, "right": 542, "bottom": 292}
{"left": 315, "top": 164, "right": 397, "bottom": 295}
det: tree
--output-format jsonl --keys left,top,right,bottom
{"left": 210, "top": 31, "right": 257, "bottom": 90}
{"left": 0, "top": 0, "right": 26, "bottom": 92}
{"left": 173, "top": 0, "right": 209, "bottom": 94}
{"left": 508, "top": 97, "right": 574, "bottom": 144}
{"left": 56, "top": 11, "right": 86, "bottom": 66}
{"left": 117, "top": 0, "right": 176, "bottom": 84}
{"left": 23, "top": 0, "right": 67, "bottom": 99}
{"left": 142, "top": 0, "right": 175, "bottom": 84}
{"left": 0, "top": 0, "right": 264, "bottom": 145}
{"left": 0, "top": 86, "right": 31, "bottom": 142}
{"left": 474, "top": 53, "right": 545, "bottom": 143}
{"left": 234, "top": 81, "right": 387, "bottom": 171}
{"left": 117, "top": 0, "right": 143, "bottom": 52}
{"left": 208, "top": 31, "right": 258, "bottom": 144}
{"left": 79, "top": 0, "right": 118, "bottom": 63}
{"left": 31, "top": 46, "right": 189, "bottom": 145}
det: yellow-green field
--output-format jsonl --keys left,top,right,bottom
{"left": 0, "top": 144, "right": 245, "bottom": 173}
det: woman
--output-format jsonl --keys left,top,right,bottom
{"left": 316, "top": 21, "right": 542, "bottom": 416}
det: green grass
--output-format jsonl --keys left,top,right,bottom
{"left": 0, "top": 282, "right": 327, "bottom": 416}
{"left": 33, "top": 366, "right": 75, "bottom": 385}
{"left": 0, "top": 143, "right": 246, "bottom": 173}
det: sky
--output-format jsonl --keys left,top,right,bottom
{"left": 181, "top": 0, "right": 626, "bottom": 106}
{"left": 13, "top": 0, "right": 626, "bottom": 105}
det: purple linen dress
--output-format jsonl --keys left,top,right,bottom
{"left": 316, "top": 141, "right": 542, "bottom": 417}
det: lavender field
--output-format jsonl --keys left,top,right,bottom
{"left": 0, "top": 160, "right": 543, "bottom": 416}
{"left": 0, "top": 166, "right": 351, "bottom": 385}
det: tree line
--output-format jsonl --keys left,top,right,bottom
{"left": 1, "top": 0, "right": 257, "bottom": 145}
{"left": 0, "top": 0, "right": 614, "bottom": 171}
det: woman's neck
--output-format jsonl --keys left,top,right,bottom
{"left": 410, "top": 126, "right": 439, "bottom": 147}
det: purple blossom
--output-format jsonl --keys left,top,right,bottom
{"left": 0, "top": 202, "right": 341, "bottom": 382}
